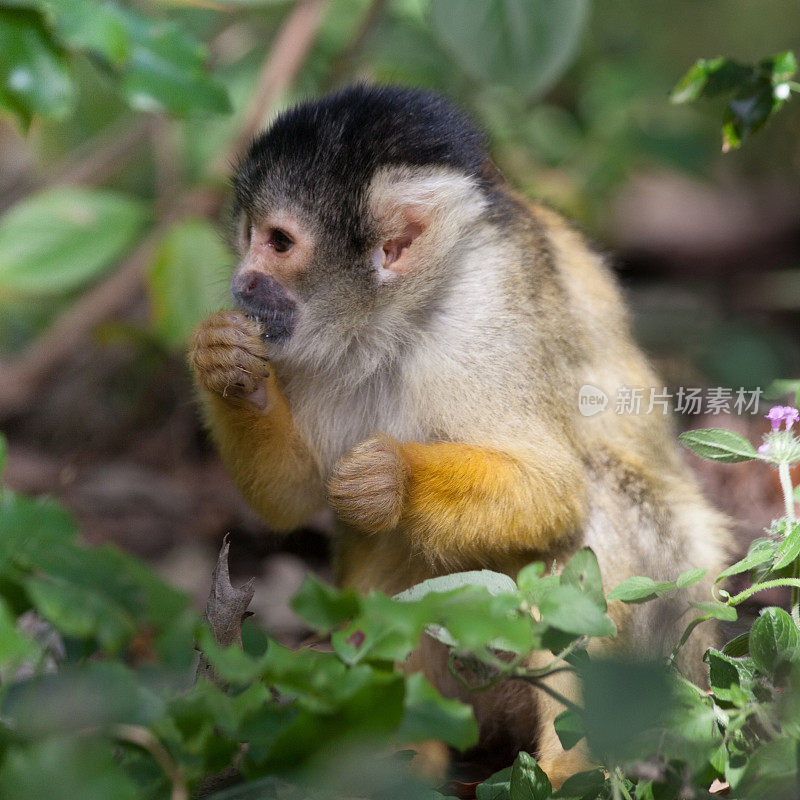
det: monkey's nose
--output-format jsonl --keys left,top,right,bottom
{"left": 232, "top": 270, "right": 269, "bottom": 301}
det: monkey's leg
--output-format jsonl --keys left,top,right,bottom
{"left": 190, "top": 311, "right": 324, "bottom": 530}
{"left": 328, "top": 435, "right": 585, "bottom": 565}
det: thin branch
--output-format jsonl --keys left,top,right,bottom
{"left": 213, "top": 0, "right": 328, "bottom": 175}
{"left": 112, "top": 724, "right": 188, "bottom": 800}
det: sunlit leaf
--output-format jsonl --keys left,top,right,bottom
{"left": 0, "top": 9, "right": 73, "bottom": 127}
{"left": 0, "top": 188, "right": 147, "bottom": 296}
{"left": 679, "top": 429, "right": 758, "bottom": 462}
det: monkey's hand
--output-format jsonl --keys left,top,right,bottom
{"left": 189, "top": 311, "right": 272, "bottom": 410}
{"left": 328, "top": 435, "right": 408, "bottom": 533}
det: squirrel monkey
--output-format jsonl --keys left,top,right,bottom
{"left": 189, "top": 85, "right": 728, "bottom": 785}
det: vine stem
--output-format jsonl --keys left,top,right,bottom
{"left": 779, "top": 460, "right": 800, "bottom": 626}
{"left": 726, "top": 578, "right": 800, "bottom": 606}
{"left": 779, "top": 462, "right": 795, "bottom": 523}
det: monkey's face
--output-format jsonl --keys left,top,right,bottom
{"left": 230, "top": 210, "right": 308, "bottom": 342}
{"left": 229, "top": 86, "right": 492, "bottom": 371}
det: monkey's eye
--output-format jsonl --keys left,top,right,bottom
{"left": 269, "top": 229, "right": 294, "bottom": 253}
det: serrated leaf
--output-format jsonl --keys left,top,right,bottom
{"left": 477, "top": 766, "right": 512, "bottom": 800}
{"left": 147, "top": 218, "right": 232, "bottom": 349}
{"left": 560, "top": 548, "right": 605, "bottom": 610}
{"left": 678, "top": 428, "right": 758, "bottom": 462}
{"left": 676, "top": 567, "right": 706, "bottom": 589}
{"left": 0, "top": 188, "right": 147, "bottom": 296}
{"left": 552, "top": 769, "right": 605, "bottom": 799}
{"left": 607, "top": 575, "right": 657, "bottom": 602}
{"left": 722, "top": 632, "right": 750, "bottom": 657}
{"left": 773, "top": 522, "right": 800, "bottom": 570}
{"left": 395, "top": 570, "right": 517, "bottom": 602}
{"left": 396, "top": 672, "right": 478, "bottom": 750}
{"left": 750, "top": 607, "right": 800, "bottom": 676}
{"left": 703, "top": 648, "right": 756, "bottom": 704}
{"left": 290, "top": 574, "right": 359, "bottom": 632}
{"left": 517, "top": 561, "right": 545, "bottom": 592}
{"left": 553, "top": 708, "right": 583, "bottom": 751}
{"left": 0, "top": 736, "right": 139, "bottom": 800}
{"left": 689, "top": 601, "right": 738, "bottom": 622}
{"left": 430, "top": 0, "right": 588, "bottom": 101}
{"left": 538, "top": 585, "right": 616, "bottom": 637}
{"left": 0, "top": 9, "right": 73, "bottom": 126}
{"left": 510, "top": 752, "right": 551, "bottom": 800}
{"left": 716, "top": 538, "right": 779, "bottom": 581}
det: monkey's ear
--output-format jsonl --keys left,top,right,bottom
{"left": 368, "top": 167, "right": 485, "bottom": 279}
{"left": 372, "top": 220, "right": 425, "bottom": 275}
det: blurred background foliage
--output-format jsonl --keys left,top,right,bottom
{"left": 0, "top": 0, "right": 798, "bottom": 616}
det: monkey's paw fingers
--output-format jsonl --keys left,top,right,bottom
{"left": 328, "top": 435, "right": 408, "bottom": 533}
{"left": 188, "top": 311, "right": 272, "bottom": 406}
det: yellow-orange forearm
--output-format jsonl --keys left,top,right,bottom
{"left": 202, "top": 383, "right": 324, "bottom": 531}
{"left": 398, "top": 441, "right": 585, "bottom": 565}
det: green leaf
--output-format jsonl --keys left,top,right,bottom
{"left": 430, "top": 0, "right": 589, "bottom": 101}
{"left": 394, "top": 569, "right": 517, "bottom": 601}
{"left": 670, "top": 57, "right": 753, "bottom": 104}
{"left": 148, "top": 218, "right": 234, "bottom": 349}
{"left": 0, "top": 9, "right": 73, "bottom": 126}
{"left": 42, "top": 0, "right": 131, "bottom": 65}
{"left": 560, "top": 548, "right": 605, "bottom": 610}
{"left": 704, "top": 648, "right": 756, "bottom": 704}
{"left": 722, "top": 632, "right": 750, "bottom": 657}
{"left": 552, "top": 770, "right": 606, "bottom": 799}
{"left": 0, "top": 597, "right": 39, "bottom": 668}
{"left": 0, "top": 736, "right": 139, "bottom": 800}
{"left": 517, "top": 561, "right": 546, "bottom": 592}
{"left": 2, "top": 662, "right": 163, "bottom": 737}
{"left": 477, "top": 766, "right": 512, "bottom": 800}
{"left": 749, "top": 606, "right": 800, "bottom": 676}
{"left": 716, "top": 538, "right": 779, "bottom": 581}
{"left": 773, "top": 522, "right": 800, "bottom": 571}
{"left": 509, "top": 752, "right": 552, "bottom": 800}
{"left": 734, "top": 738, "right": 800, "bottom": 799}
{"left": 689, "top": 601, "right": 738, "bottom": 622}
{"left": 678, "top": 428, "right": 758, "bottom": 463}
{"left": 24, "top": 574, "right": 137, "bottom": 653}
{"left": 396, "top": 672, "right": 478, "bottom": 750}
{"left": 538, "top": 585, "right": 616, "bottom": 637}
{"left": 290, "top": 574, "right": 360, "bottom": 632}
{"left": 120, "top": 15, "right": 230, "bottom": 115}
{"left": 0, "top": 188, "right": 148, "bottom": 297}
{"left": 606, "top": 575, "right": 657, "bottom": 602}
{"left": 767, "top": 50, "right": 798, "bottom": 83}
{"left": 676, "top": 568, "right": 706, "bottom": 589}
{"left": 722, "top": 78, "right": 777, "bottom": 153}
{"left": 553, "top": 708, "right": 583, "bottom": 751}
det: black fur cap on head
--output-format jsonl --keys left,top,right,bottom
{"left": 232, "top": 84, "right": 491, "bottom": 254}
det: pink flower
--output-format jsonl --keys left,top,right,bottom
{"left": 765, "top": 405, "right": 800, "bottom": 432}
{"left": 783, "top": 406, "right": 799, "bottom": 431}
{"left": 758, "top": 443, "right": 771, "bottom": 456}
{"left": 765, "top": 406, "right": 786, "bottom": 431}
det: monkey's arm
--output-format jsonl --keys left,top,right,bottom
{"left": 190, "top": 312, "right": 324, "bottom": 530}
{"left": 328, "top": 435, "right": 585, "bottom": 564}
